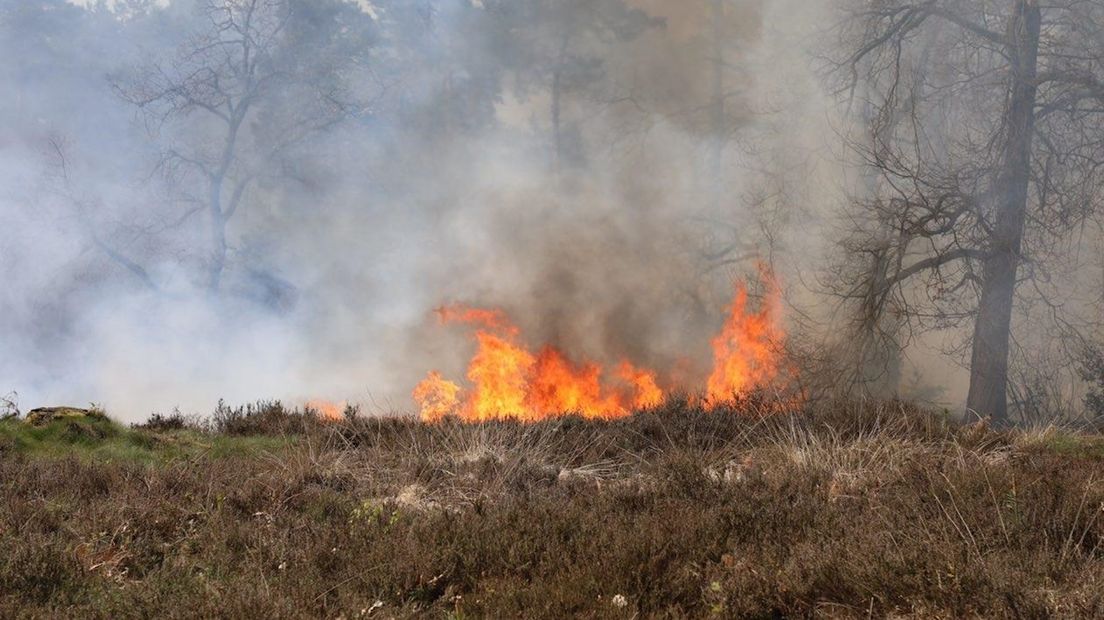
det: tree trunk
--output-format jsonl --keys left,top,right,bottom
{"left": 966, "top": 0, "right": 1040, "bottom": 423}
{"left": 208, "top": 115, "right": 242, "bottom": 294}
{"left": 208, "top": 178, "right": 228, "bottom": 293}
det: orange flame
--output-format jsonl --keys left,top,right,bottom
{"left": 305, "top": 399, "right": 346, "bottom": 422}
{"left": 415, "top": 272, "right": 787, "bottom": 422}
{"left": 527, "top": 347, "right": 624, "bottom": 419}
{"left": 704, "top": 275, "right": 784, "bottom": 408}
{"left": 617, "top": 361, "right": 664, "bottom": 409}
{"left": 411, "top": 372, "right": 461, "bottom": 423}
{"left": 435, "top": 304, "right": 516, "bottom": 334}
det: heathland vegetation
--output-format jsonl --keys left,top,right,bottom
{"left": 4, "top": 400, "right": 1104, "bottom": 618}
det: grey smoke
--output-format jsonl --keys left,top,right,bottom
{"left": 0, "top": 0, "right": 879, "bottom": 421}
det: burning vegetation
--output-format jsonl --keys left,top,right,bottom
{"left": 414, "top": 273, "right": 788, "bottom": 422}
{"left": 304, "top": 400, "right": 347, "bottom": 422}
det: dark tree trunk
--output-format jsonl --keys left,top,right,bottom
{"left": 208, "top": 178, "right": 228, "bottom": 293}
{"left": 966, "top": 0, "right": 1040, "bottom": 423}
{"left": 207, "top": 115, "right": 242, "bottom": 294}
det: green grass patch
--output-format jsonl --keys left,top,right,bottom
{"left": 1032, "top": 431, "right": 1104, "bottom": 459}
{"left": 0, "top": 417, "right": 296, "bottom": 464}
{"left": 205, "top": 433, "right": 298, "bottom": 457}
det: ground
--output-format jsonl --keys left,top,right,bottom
{"left": 2, "top": 399, "right": 1104, "bottom": 618}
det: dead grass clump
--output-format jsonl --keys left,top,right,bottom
{"left": 132, "top": 409, "right": 207, "bottom": 432}
{"left": 212, "top": 399, "right": 324, "bottom": 436}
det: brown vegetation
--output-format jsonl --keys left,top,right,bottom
{"left": 3, "top": 400, "right": 1104, "bottom": 618}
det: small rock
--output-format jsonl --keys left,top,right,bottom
{"left": 25, "top": 406, "right": 101, "bottom": 426}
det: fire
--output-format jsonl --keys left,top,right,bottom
{"left": 414, "top": 273, "right": 786, "bottom": 422}
{"left": 526, "top": 347, "right": 623, "bottom": 419}
{"left": 704, "top": 276, "right": 784, "bottom": 408}
{"left": 305, "top": 399, "right": 346, "bottom": 421}
{"left": 465, "top": 331, "right": 536, "bottom": 420}
{"left": 435, "top": 304, "right": 515, "bottom": 333}
{"left": 617, "top": 361, "right": 664, "bottom": 409}
{"left": 411, "top": 372, "right": 461, "bottom": 423}
{"left": 415, "top": 307, "right": 655, "bottom": 422}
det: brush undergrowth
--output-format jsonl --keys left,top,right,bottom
{"left": 3, "top": 399, "right": 1104, "bottom": 618}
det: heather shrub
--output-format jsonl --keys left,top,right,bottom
{"left": 2, "top": 400, "right": 1104, "bottom": 617}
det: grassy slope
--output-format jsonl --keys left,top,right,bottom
{"left": 0, "top": 416, "right": 293, "bottom": 462}
{"left": 3, "top": 401, "right": 1104, "bottom": 618}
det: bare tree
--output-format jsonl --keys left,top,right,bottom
{"left": 46, "top": 136, "right": 161, "bottom": 292}
{"left": 114, "top": 0, "right": 368, "bottom": 293}
{"left": 830, "top": 47, "right": 938, "bottom": 399}
{"left": 496, "top": 0, "right": 659, "bottom": 173}
{"left": 832, "top": 0, "right": 1104, "bottom": 423}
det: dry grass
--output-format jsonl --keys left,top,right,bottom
{"left": 3, "top": 399, "right": 1104, "bottom": 618}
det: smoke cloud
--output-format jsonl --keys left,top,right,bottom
{"left": 0, "top": 0, "right": 865, "bottom": 421}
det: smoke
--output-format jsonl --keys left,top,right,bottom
{"left": 1, "top": 0, "right": 853, "bottom": 421}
